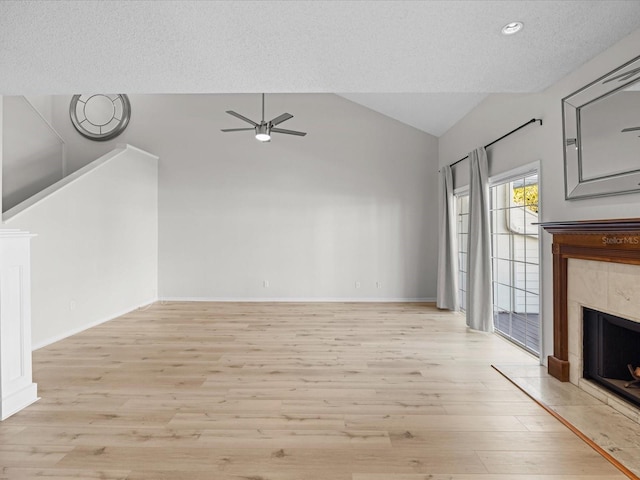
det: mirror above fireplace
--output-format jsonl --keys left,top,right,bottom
{"left": 563, "top": 54, "right": 640, "bottom": 200}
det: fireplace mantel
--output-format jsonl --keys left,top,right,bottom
{"left": 540, "top": 218, "right": 640, "bottom": 382}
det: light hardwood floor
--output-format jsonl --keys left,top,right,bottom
{"left": 0, "top": 302, "right": 629, "bottom": 479}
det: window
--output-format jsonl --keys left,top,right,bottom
{"left": 490, "top": 172, "right": 540, "bottom": 355}
{"left": 456, "top": 194, "right": 469, "bottom": 312}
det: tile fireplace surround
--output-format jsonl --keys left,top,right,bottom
{"left": 541, "top": 219, "right": 640, "bottom": 417}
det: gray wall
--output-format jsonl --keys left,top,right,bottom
{"left": 50, "top": 93, "right": 439, "bottom": 300}
{"left": 2, "top": 96, "right": 64, "bottom": 211}
{"left": 439, "top": 28, "right": 640, "bottom": 362}
{"left": 5, "top": 146, "right": 158, "bottom": 348}
{"left": 0, "top": 96, "right": 3, "bottom": 214}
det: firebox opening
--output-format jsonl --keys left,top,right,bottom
{"left": 583, "top": 307, "right": 640, "bottom": 408}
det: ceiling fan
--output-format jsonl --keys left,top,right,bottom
{"left": 621, "top": 126, "right": 640, "bottom": 137}
{"left": 221, "top": 94, "right": 307, "bottom": 142}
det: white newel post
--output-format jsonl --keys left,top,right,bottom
{"left": 0, "top": 229, "right": 38, "bottom": 420}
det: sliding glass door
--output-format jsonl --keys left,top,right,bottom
{"left": 490, "top": 172, "right": 540, "bottom": 355}
{"left": 456, "top": 194, "right": 469, "bottom": 312}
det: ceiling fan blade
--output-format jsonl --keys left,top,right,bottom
{"left": 621, "top": 126, "right": 640, "bottom": 132}
{"left": 271, "top": 127, "right": 307, "bottom": 137}
{"left": 269, "top": 113, "right": 293, "bottom": 126}
{"left": 221, "top": 128, "right": 255, "bottom": 132}
{"left": 225, "top": 110, "right": 258, "bottom": 126}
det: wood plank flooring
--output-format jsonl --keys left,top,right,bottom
{"left": 0, "top": 302, "right": 628, "bottom": 479}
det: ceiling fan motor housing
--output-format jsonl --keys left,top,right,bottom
{"left": 255, "top": 122, "right": 271, "bottom": 142}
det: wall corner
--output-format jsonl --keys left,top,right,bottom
{"left": 1, "top": 95, "right": 4, "bottom": 218}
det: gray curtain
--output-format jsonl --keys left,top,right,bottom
{"left": 436, "top": 165, "right": 459, "bottom": 310}
{"left": 466, "top": 147, "right": 493, "bottom": 331}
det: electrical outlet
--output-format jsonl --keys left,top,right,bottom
{"left": 355, "top": 281, "right": 361, "bottom": 288}
{"left": 263, "top": 280, "right": 269, "bottom": 288}
{"left": 69, "top": 300, "right": 76, "bottom": 311}
{"left": 376, "top": 281, "right": 382, "bottom": 289}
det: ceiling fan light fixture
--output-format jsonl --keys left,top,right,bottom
{"left": 255, "top": 124, "right": 271, "bottom": 142}
{"left": 501, "top": 21, "right": 523, "bottom": 35}
{"left": 222, "top": 94, "right": 306, "bottom": 141}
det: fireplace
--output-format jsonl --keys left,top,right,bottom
{"left": 583, "top": 307, "right": 640, "bottom": 408}
{"left": 540, "top": 219, "right": 640, "bottom": 384}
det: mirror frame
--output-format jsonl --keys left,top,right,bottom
{"left": 69, "top": 94, "right": 131, "bottom": 142}
{"left": 563, "top": 54, "right": 640, "bottom": 200}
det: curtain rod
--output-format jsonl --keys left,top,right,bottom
{"left": 446, "top": 118, "right": 543, "bottom": 170}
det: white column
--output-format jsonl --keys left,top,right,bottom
{"left": 0, "top": 229, "right": 38, "bottom": 420}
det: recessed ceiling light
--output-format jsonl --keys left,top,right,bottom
{"left": 501, "top": 21, "right": 524, "bottom": 35}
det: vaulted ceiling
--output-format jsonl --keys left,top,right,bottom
{"left": 2, "top": 1, "right": 640, "bottom": 136}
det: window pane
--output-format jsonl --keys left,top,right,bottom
{"left": 456, "top": 194, "right": 470, "bottom": 312}
{"left": 494, "top": 283, "right": 512, "bottom": 311}
{"left": 490, "top": 172, "right": 540, "bottom": 355}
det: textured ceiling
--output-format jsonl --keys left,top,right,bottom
{"left": 1, "top": 1, "right": 640, "bottom": 136}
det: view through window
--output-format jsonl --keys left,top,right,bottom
{"left": 456, "top": 194, "right": 469, "bottom": 312}
{"left": 490, "top": 173, "right": 540, "bottom": 354}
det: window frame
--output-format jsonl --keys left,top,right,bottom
{"left": 488, "top": 162, "right": 542, "bottom": 358}
{"left": 454, "top": 187, "right": 469, "bottom": 312}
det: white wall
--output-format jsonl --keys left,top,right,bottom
{"left": 439, "top": 28, "right": 640, "bottom": 362}
{"left": 24, "top": 96, "right": 53, "bottom": 125}
{"left": 3, "top": 96, "right": 65, "bottom": 211}
{"left": 0, "top": 95, "right": 3, "bottom": 215}
{"left": 50, "top": 93, "right": 439, "bottom": 301}
{"left": 4, "top": 145, "right": 158, "bottom": 348}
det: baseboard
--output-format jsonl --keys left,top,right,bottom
{"left": 0, "top": 383, "right": 39, "bottom": 420}
{"left": 32, "top": 297, "right": 157, "bottom": 351}
{"left": 159, "top": 296, "right": 436, "bottom": 303}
